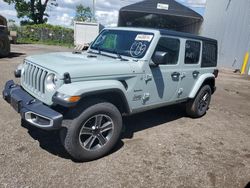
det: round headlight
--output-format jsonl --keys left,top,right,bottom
{"left": 45, "top": 73, "right": 57, "bottom": 91}
{"left": 17, "top": 63, "right": 25, "bottom": 75}
{"left": 21, "top": 66, "right": 25, "bottom": 75}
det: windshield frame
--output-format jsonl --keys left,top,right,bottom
{"left": 89, "top": 29, "right": 155, "bottom": 59}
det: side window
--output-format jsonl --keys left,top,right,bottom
{"left": 185, "top": 40, "right": 201, "bottom": 64}
{"left": 201, "top": 42, "right": 217, "bottom": 67}
{"left": 153, "top": 37, "right": 180, "bottom": 65}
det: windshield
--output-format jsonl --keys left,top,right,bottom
{"left": 90, "top": 30, "right": 154, "bottom": 59}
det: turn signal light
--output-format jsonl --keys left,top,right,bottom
{"left": 68, "top": 96, "right": 81, "bottom": 103}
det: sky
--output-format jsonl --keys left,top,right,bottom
{"left": 0, "top": 0, "right": 206, "bottom": 27}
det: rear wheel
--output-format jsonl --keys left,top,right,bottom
{"left": 186, "top": 85, "right": 212, "bottom": 118}
{"left": 60, "top": 101, "right": 122, "bottom": 161}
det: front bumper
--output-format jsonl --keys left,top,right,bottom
{"left": 2, "top": 80, "right": 63, "bottom": 130}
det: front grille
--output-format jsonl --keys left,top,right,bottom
{"left": 22, "top": 61, "right": 48, "bottom": 94}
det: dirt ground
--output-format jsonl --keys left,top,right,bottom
{"left": 0, "top": 44, "right": 249, "bottom": 188}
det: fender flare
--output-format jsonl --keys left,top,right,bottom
{"left": 54, "top": 80, "right": 131, "bottom": 113}
{"left": 188, "top": 73, "right": 215, "bottom": 98}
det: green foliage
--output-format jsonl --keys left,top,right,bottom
{"left": 17, "top": 24, "right": 74, "bottom": 47}
{"left": 102, "top": 34, "right": 116, "bottom": 49}
{"left": 8, "top": 19, "right": 18, "bottom": 31}
{"left": 3, "top": 0, "right": 57, "bottom": 24}
{"left": 73, "top": 4, "right": 93, "bottom": 22}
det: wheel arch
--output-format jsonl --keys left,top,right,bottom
{"left": 55, "top": 80, "right": 131, "bottom": 115}
{"left": 188, "top": 73, "right": 215, "bottom": 99}
{"left": 202, "top": 78, "right": 215, "bottom": 93}
{"left": 78, "top": 89, "right": 131, "bottom": 115}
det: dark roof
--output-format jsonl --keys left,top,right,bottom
{"left": 120, "top": 0, "right": 203, "bottom": 20}
{"left": 159, "top": 29, "right": 217, "bottom": 43}
{"left": 118, "top": 0, "right": 203, "bottom": 34}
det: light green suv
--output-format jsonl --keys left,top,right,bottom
{"left": 3, "top": 27, "right": 218, "bottom": 161}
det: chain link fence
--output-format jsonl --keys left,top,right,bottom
{"left": 15, "top": 24, "right": 74, "bottom": 46}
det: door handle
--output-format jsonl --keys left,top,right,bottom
{"left": 192, "top": 71, "right": 199, "bottom": 77}
{"left": 171, "top": 72, "right": 180, "bottom": 79}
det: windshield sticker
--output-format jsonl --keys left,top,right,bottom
{"left": 135, "top": 34, "right": 153, "bottom": 42}
{"left": 130, "top": 42, "right": 147, "bottom": 57}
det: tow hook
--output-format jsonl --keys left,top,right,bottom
{"left": 26, "top": 99, "right": 36, "bottom": 105}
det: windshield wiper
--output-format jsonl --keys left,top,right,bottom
{"left": 113, "top": 50, "right": 128, "bottom": 61}
{"left": 88, "top": 50, "right": 117, "bottom": 59}
{"left": 88, "top": 50, "right": 98, "bottom": 55}
{"left": 89, "top": 47, "right": 128, "bottom": 61}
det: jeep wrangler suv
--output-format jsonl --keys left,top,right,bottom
{"left": 3, "top": 27, "right": 218, "bottom": 161}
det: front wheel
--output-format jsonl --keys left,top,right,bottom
{"left": 60, "top": 101, "right": 123, "bottom": 162}
{"left": 186, "top": 85, "right": 212, "bottom": 118}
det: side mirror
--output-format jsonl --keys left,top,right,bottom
{"left": 151, "top": 51, "right": 168, "bottom": 66}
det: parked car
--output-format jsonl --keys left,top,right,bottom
{"left": 3, "top": 27, "right": 218, "bottom": 161}
{"left": 0, "top": 15, "right": 10, "bottom": 57}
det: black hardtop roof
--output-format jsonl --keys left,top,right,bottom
{"left": 108, "top": 27, "right": 217, "bottom": 43}
{"left": 159, "top": 29, "right": 217, "bottom": 43}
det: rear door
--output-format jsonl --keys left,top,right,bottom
{"left": 178, "top": 39, "right": 202, "bottom": 99}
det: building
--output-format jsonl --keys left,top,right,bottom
{"left": 201, "top": 0, "right": 250, "bottom": 70}
{"left": 118, "top": 0, "right": 203, "bottom": 34}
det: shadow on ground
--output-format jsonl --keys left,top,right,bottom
{"left": 21, "top": 104, "right": 186, "bottom": 161}
{"left": 7, "top": 52, "right": 26, "bottom": 58}
{"left": 122, "top": 104, "right": 186, "bottom": 139}
{"left": 21, "top": 120, "right": 71, "bottom": 160}
{"left": 245, "top": 181, "right": 250, "bottom": 188}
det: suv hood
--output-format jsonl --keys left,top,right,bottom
{"left": 26, "top": 52, "right": 139, "bottom": 79}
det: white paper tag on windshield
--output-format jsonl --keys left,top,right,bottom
{"left": 135, "top": 34, "right": 153, "bottom": 42}
{"left": 157, "top": 3, "right": 169, "bottom": 10}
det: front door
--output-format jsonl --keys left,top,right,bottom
{"left": 145, "top": 37, "right": 183, "bottom": 105}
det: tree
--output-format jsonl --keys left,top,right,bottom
{"left": 3, "top": 0, "right": 58, "bottom": 25}
{"left": 73, "top": 4, "right": 93, "bottom": 22}
{"left": 8, "top": 19, "right": 18, "bottom": 31}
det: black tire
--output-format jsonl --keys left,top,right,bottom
{"left": 0, "top": 32, "right": 10, "bottom": 57}
{"left": 186, "top": 85, "right": 212, "bottom": 118}
{"left": 60, "top": 101, "right": 122, "bottom": 162}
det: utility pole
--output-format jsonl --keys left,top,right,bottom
{"left": 92, "top": 0, "right": 96, "bottom": 21}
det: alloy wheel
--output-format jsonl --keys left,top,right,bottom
{"left": 79, "top": 114, "right": 114, "bottom": 151}
{"left": 198, "top": 91, "right": 210, "bottom": 114}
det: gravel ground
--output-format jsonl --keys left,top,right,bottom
{"left": 0, "top": 44, "right": 249, "bottom": 188}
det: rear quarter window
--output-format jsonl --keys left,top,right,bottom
{"left": 201, "top": 41, "right": 218, "bottom": 67}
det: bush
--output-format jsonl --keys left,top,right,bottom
{"left": 17, "top": 24, "right": 74, "bottom": 47}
